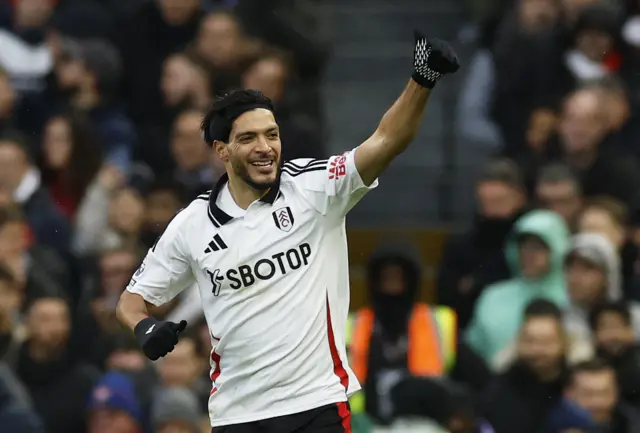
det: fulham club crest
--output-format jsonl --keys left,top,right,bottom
{"left": 273, "top": 206, "right": 295, "bottom": 232}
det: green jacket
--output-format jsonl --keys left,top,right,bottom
{"left": 465, "top": 210, "right": 570, "bottom": 362}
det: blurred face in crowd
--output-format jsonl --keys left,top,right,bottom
{"left": 197, "top": 13, "right": 243, "bottom": 68}
{"left": 14, "top": 0, "right": 53, "bottom": 29}
{"left": 518, "top": 235, "right": 551, "bottom": 279}
{"left": 476, "top": 180, "right": 524, "bottom": 219}
{"left": 43, "top": 117, "right": 72, "bottom": 170}
{"left": 157, "top": 0, "right": 200, "bottom": 26}
{"left": 578, "top": 207, "right": 625, "bottom": 249}
{"left": 88, "top": 408, "right": 141, "bottom": 433}
{"left": 108, "top": 188, "right": 145, "bottom": 235}
{"left": 55, "top": 56, "right": 87, "bottom": 93}
{"left": 171, "top": 111, "right": 211, "bottom": 171}
{"left": 0, "top": 219, "right": 27, "bottom": 260}
{"left": 0, "top": 275, "right": 19, "bottom": 320}
{"left": 158, "top": 338, "right": 203, "bottom": 387}
{"left": 215, "top": 109, "right": 281, "bottom": 192}
{"left": 242, "top": 57, "right": 288, "bottom": 103}
{"left": 517, "top": 316, "right": 565, "bottom": 377}
{"left": 146, "top": 189, "right": 181, "bottom": 229}
{"left": 0, "top": 73, "right": 15, "bottom": 118}
{"left": 100, "top": 250, "right": 138, "bottom": 297}
{"left": 519, "top": 0, "right": 560, "bottom": 33}
{"left": 0, "top": 141, "right": 30, "bottom": 194}
{"left": 106, "top": 348, "right": 146, "bottom": 373}
{"left": 536, "top": 180, "right": 583, "bottom": 226}
{"left": 379, "top": 264, "right": 407, "bottom": 296}
{"left": 575, "top": 30, "right": 614, "bottom": 62}
{"left": 567, "top": 368, "right": 617, "bottom": 424}
{"left": 27, "top": 298, "right": 70, "bottom": 353}
{"left": 565, "top": 256, "right": 606, "bottom": 307}
{"left": 559, "top": 91, "right": 609, "bottom": 155}
{"left": 594, "top": 311, "right": 635, "bottom": 357}
{"left": 161, "top": 55, "right": 198, "bottom": 107}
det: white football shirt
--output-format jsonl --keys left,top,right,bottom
{"left": 126, "top": 150, "right": 377, "bottom": 426}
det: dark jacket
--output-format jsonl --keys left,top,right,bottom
{"left": 436, "top": 209, "right": 526, "bottom": 329}
{"left": 481, "top": 363, "right": 566, "bottom": 433}
{"left": 0, "top": 366, "right": 45, "bottom": 433}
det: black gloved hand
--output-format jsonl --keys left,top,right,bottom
{"left": 134, "top": 317, "right": 187, "bottom": 361}
{"left": 412, "top": 30, "right": 460, "bottom": 89}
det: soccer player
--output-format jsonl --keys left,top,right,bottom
{"left": 116, "top": 32, "right": 459, "bottom": 432}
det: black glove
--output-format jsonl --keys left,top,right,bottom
{"left": 134, "top": 317, "right": 187, "bottom": 361}
{"left": 411, "top": 30, "right": 460, "bottom": 89}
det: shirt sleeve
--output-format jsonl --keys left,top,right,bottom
{"left": 126, "top": 210, "right": 195, "bottom": 306}
{"left": 282, "top": 149, "right": 378, "bottom": 217}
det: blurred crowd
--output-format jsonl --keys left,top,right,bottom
{"left": 0, "top": 0, "right": 329, "bottom": 432}
{"left": 347, "top": 0, "right": 640, "bottom": 431}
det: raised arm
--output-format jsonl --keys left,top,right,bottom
{"left": 355, "top": 32, "right": 459, "bottom": 186}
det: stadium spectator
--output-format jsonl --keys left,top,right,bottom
{"left": 152, "top": 387, "right": 205, "bottom": 433}
{"left": 189, "top": 10, "right": 251, "bottom": 93}
{"left": 347, "top": 241, "right": 491, "bottom": 426}
{"left": 480, "top": 300, "right": 568, "bottom": 433}
{"left": 0, "top": 204, "right": 69, "bottom": 309}
{"left": 51, "top": 38, "right": 135, "bottom": 173}
{"left": 590, "top": 302, "right": 640, "bottom": 407}
{"left": 565, "top": 359, "right": 640, "bottom": 432}
{"left": 0, "top": 132, "right": 71, "bottom": 253}
{"left": 466, "top": 210, "right": 570, "bottom": 365}
{"left": 535, "top": 162, "right": 584, "bottom": 231}
{"left": 0, "top": 373, "right": 45, "bottom": 433}
{"left": 577, "top": 196, "right": 640, "bottom": 300}
{"left": 40, "top": 112, "right": 104, "bottom": 220}
{"left": 0, "top": 0, "right": 54, "bottom": 95}
{"left": 74, "top": 185, "right": 145, "bottom": 256}
{"left": 139, "top": 179, "right": 187, "bottom": 250}
{"left": 16, "top": 296, "right": 100, "bottom": 433}
{"left": 544, "top": 88, "right": 640, "bottom": 208}
{"left": 437, "top": 159, "right": 528, "bottom": 329}
{"left": 564, "top": 233, "right": 640, "bottom": 342}
{"left": 170, "top": 110, "right": 219, "bottom": 199}
{"left": 156, "top": 330, "right": 210, "bottom": 411}
{"left": 123, "top": 0, "right": 204, "bottom": 124}
{"left": 87, "top": 371, "right": 145, "bottom": 433}
{"left": 241, "top": 49, "right": 326, "bottom": 161}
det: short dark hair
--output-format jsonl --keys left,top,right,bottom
{"left": 569, "top": 358, "right": 614, "bottom": 384}
{"left": 589, "top": 301, "right": 632, "bottom": 330}
{"left": 536, "top": 163, "right": 582, "bottom": 195}
{"left": 477, "top": 158, "right": 525, "bottom": 191}
{"left": 201, "top": 89, "right": 274, "bottom": 146}
{"left": 523, "top": 299, "right": 563, "bottom": 322}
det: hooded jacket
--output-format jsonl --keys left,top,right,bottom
{"left": 465, "top": 210, "right": 570, "bottom": 363}
{"left": 564, "top": 233, "right": 640, "bottom": 341}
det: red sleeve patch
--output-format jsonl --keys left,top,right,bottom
{"left": 328, "top": 152, "right": 348, "bottom": 180}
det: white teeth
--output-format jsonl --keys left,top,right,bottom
{"left": 252, "top": 161, "right": 272, "bottom": 167}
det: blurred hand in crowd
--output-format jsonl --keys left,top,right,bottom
{"left": 0, "top": 70, "right": 15, "bottom": 121}
{"left": 527, "top": 109, "right": 557, "bottom": 152}
{"left": 97, "top": 165, "right": 126, "bottom": 191}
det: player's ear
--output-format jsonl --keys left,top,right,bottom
{"left": 213, "top": 140, "right": 229, "bottom": 162}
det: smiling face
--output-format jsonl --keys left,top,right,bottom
{"left": 215, "top": 108, "right": 281, "bottom": 191}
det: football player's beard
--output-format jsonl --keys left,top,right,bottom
{"left": 231, "top": 156, "right": 279, "bottom": 191}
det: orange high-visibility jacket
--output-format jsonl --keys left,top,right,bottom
{"left": 346, "top": 303, "right": 457, "bottom": 413}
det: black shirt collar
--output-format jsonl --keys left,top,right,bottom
{"left": 207, "top": 172, "right": 281, "bottom": 227}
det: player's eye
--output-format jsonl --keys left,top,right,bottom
{"left": 268, "top": 132, "right": 279, "bottom": 139}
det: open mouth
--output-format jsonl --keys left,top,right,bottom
{"left": 251, "top": 161, "right": 274, "bottom": 167}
